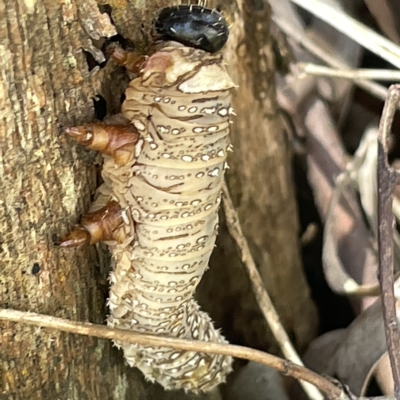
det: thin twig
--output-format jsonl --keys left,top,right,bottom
{"left": 289, "top": 0, "right": 400, "bottom": 69}
{"left": 222, "top": 182, "right": 324, "bottom": 400}
{"left": 274, "top": 17, "right": 388, "bottom": 102}
{"left": 298, "top": 63, "right": 400, "bottom": 81}
{"left": 0, "top": 307, "right": 344, "bottom": 399}
{"left": 377, "top": 84, "right": 400, "bottom": 400}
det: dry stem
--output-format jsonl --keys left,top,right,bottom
{"left": 274, "top": 17, "right": 388, "bottom": 102}
{"left": 298, "top": 63, "right": 400, "bottom": 82}
{"left": 289, "top": 0, "right": 400, "bottom": 69}
{"left": 377, "top": 84, "right": 400, "bottom": 400}
{"left": 221, "top": 182, "right": 324, "bottom": 400}
{"left": 0, "top": 307, "right": 344, "bottom": 399}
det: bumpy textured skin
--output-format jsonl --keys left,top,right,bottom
{"left": 101, "top": 45, "right": 235, "bottom": 391}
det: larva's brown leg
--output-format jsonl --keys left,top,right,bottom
{"left": 109, "top": 47, "right": 148, "bottom": 74}
{"left": 65, "top": 123, "right": 140, "bottom": 165}
{"left": 59, "top": 201, "right": 125, "bottom": 248}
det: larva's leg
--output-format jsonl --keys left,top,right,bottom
{"left": 59, "top": 201, "right": 125, "bottom": 248}
{"left": 109, "top": 47, "right": 148, "bottom": 74}
{"left": 65, "top": 123, "right": 140, "bottom": 165}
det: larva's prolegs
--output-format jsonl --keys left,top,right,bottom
{"left": 65, "top": 123, "right": 140, "bottom": 165}
{"left": 60, "top": 201, "right": 125, "bottom": 248}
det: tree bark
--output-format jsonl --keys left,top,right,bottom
{"left": 0, "top": 0, "right": 316, "bottom": 398}
{"left": 0, "top": 1, "right": 219, "bottom": 399}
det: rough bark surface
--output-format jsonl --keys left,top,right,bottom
{"left": 0, "top": 0, "right": 316, "bottom": 398}
{"left": 0, "top": 0, "right": 218, "bottom": 399}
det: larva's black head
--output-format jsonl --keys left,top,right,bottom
{"left": 154, "top": 5, "right": 229, "bottom": 53}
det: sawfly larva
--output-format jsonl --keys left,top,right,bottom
{"left": 61, "top": 4, "right": 235, "bottom": 392}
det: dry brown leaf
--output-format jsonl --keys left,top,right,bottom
{"left": 305, "top": 277, "right": 400, "bottom": 396}
{"left": 304, "top": 299, "right": 388, "bottom": 396}
{"left": 227, "top": 362, "right": 290, "bottom": 400}
{"left": 273, "top": 0, "right": 381, "bottom": 310}
{"left": 323, "top": 127, "right": 400, "bottom": 297}
{"left": 374, "top": 353, "right": 394, "bottom": 396}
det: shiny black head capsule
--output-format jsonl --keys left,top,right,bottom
{"left": 154, "top": 5, "right": 229, "bottom": 53}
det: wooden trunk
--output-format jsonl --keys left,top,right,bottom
{"left": 0, "top": 0, "right": 316, "bottom": 398}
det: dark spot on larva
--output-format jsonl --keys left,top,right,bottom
{"left": 31, "top": 263, "right": 41, "bottom": 275}
{"left": 154, "top": 5, "right": 229, "bottom": 53}
{"left": 192, "top": 96, "right": 218, "bottom": 103}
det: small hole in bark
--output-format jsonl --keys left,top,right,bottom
{"left": 31, "top": 263, "right": 41, "bottom": 275}
{"left": 102, "top": 35, "right": 136, "bottom": 64}
{"left": 99, "top": 4, "right": 113, "bottom": 22}
{"left": 83, "top": 50, "right": 99, "bottom": 72}
{"left": 52, "top": 233, "right": 60, "bottom": 246}
{"left": 93, "top": 95, "right": 107, "bottom": 121}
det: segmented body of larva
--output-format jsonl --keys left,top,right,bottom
{"left": 63, "top": 5, "right": 235, "bottom": 392}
